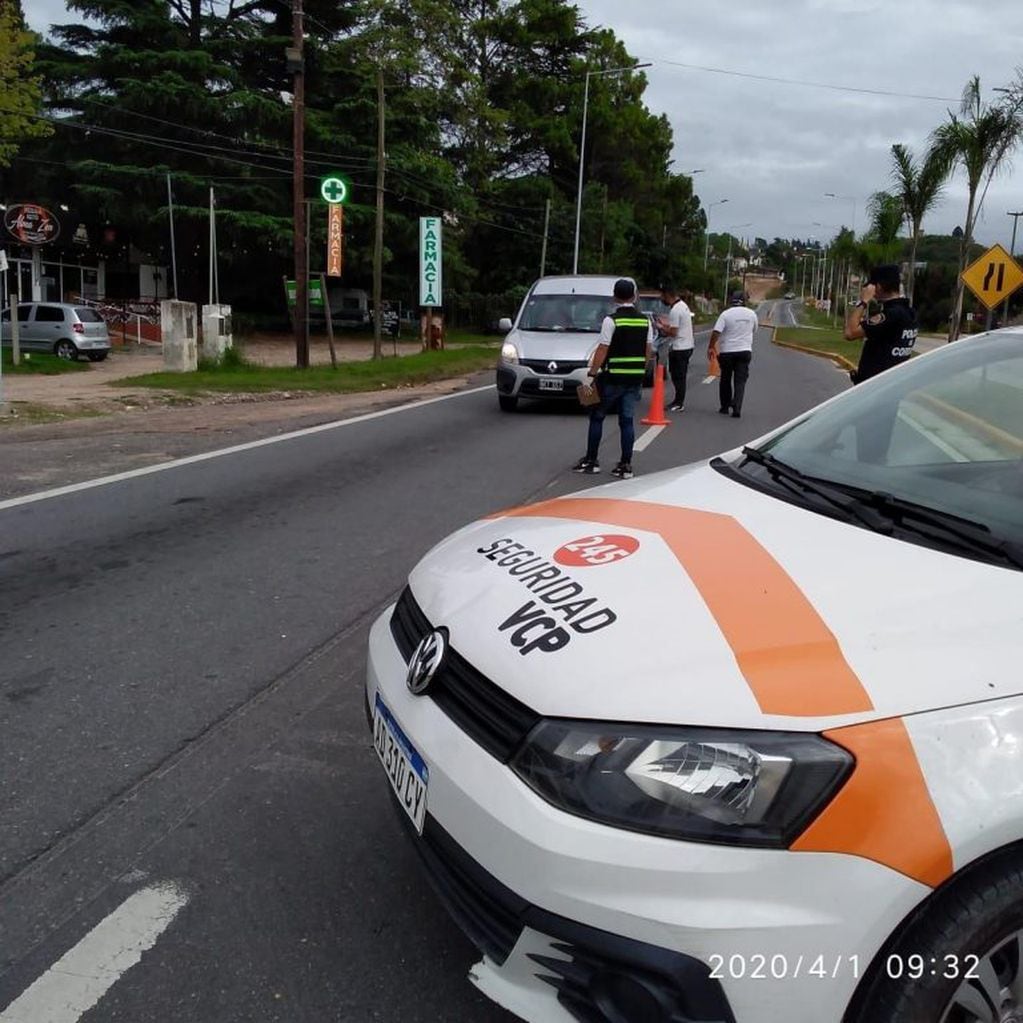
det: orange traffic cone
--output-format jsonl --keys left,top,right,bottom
{"left": 641, "top": 364, "right": 671, "bottom": 426}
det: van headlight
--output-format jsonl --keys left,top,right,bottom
{"left": 510, "top": 721, "right": 852, "bottom": 847}
{"left": 500, "top": 341, "right": 519, "bottom": 364}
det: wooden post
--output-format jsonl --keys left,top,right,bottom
{"left": 372, "top": 66, "right": 386, "bottom": 360}
{"left": 321, "top": 273, "right": 337, "bottom": 368}
{"left": 10, "top": 288, "right": 20, "bottom": 366}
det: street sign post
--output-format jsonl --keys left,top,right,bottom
{"left": 419, "top": 217, "right": 442, "bottom": 307}
{"left": 961, "top": 243, "right": 1023, "bottom": 311}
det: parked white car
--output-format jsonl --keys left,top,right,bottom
{"left": 368, "top": 327, "right": 1023, "bottom": 1023}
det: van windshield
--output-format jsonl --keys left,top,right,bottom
{"left": 518, "top": 294, "right": 611, "bottom": 333}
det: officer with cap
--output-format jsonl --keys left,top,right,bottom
{"left": 844, "top": 264, "right": 918, "bottom": 384}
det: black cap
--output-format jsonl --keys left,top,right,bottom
{"left": 868, "top": 264, "right": 901, "bottom": 291}
{"left": 613, "top": 278, "right": 636, "bottom": 301}
{"left": 729, "top": 290, "right": 746, "bottom": 305}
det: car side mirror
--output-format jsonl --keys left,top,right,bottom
{"left": 498, "top": 317, "right": 513, "bottom": 333}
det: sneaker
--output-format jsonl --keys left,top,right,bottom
{"left": 731, "top": 410, "right": 741, "bottom": 419}
{"left": 572, "top": 457, "right": 600, "bottom": 474}
{"left": 610, "top": 462, "right": 634, "bottom": 480}
{"left": 718, "top": 406, "right": 731, "bottom": 415}
{"left": 668, "top": 403, "right": 685, "bottom": 412}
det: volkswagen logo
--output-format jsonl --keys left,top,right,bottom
{"left": 547, "top": 360, "right": 559, "bottom": 374}
{"left": 406, "top": 629, "right": 448, "bottom": 696}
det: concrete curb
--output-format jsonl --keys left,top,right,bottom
{"left": 771, "top": 329, "right": 856, "bottom": 372}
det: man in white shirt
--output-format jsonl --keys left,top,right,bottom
{"left": 708, "top": 290, "right": 759, "bottom": 419}
{"left": 655, "top": 283, "right": 695, "bottom": 412}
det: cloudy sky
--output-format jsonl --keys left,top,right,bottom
{"left": 26, "top": 0, "right": 1023, "bottom": 250}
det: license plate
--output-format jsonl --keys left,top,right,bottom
{"left": 373, "top": 693, "right": 429, "bottom": 833}
{"left": 538, "top": 377, "right": 563, "bottom": 391}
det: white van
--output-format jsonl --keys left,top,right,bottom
{"left": 495, "top": 275, "right": 652, "bottom": 412}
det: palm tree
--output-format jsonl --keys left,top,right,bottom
{"left": 929, "top": 76, "right": 1023, "bottom": 341}
{"left": 865, "top": 191, "right": 904, "bottom": 255}
{"left": 889, "top": 143, "right": 949, "bottom": 305}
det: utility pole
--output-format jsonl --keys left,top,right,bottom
{"left": 539, "top": 198, "right": 551, "bottom": 277}
{"left": 289, "top": 0, "right": 308, "bottom": 368}
{"left": 1003, "top": 211, "right": 1023, "bottom": 325}
{"left": 166, "top": 174, "right": 178, "bottom": 300}
{"left": 372, "top": 66, "right": 386, "bottom": 360}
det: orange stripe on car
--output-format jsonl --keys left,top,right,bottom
{"left": 497, "top": 497, "right": 873, "bottom": 717}
{"left": 792, "top": 718, "right": 954, "bottom": 887}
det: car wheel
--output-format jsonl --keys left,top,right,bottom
{"left": 498, "top": 395, "right": 519, "bottom": 412}
{"left": 846, "top": 852, "right": 1023, "bottom": 1023}
{"left": 54, "top": 339, "right": 79, "bottom": 361}
{"left": 86, "top": 352, "right": 108, "bottom": 362}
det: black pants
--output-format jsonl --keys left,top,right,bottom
{"left": 718, "top": 351, "right": 752, "bottom": 413}
{"left": 668, "top": 348, "right": 692, "bottom": 407}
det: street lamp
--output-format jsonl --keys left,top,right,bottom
{"left": 573, "top": 61, "right": 653, "bottom": 274}
{"left": 703, "top": 198, "right": 729, "bottom": 269}
{"left": 824, "top": 192, "right": 857, "bottom": 236}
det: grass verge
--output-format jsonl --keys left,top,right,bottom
{"left": 774, "top": 326, "right": 861, "bottom": 368}
{"left": 1, "top": 350, "right": 91, "bottom": 374}
{"left": 113, "top": 344, "right": 499, "bottom": 394}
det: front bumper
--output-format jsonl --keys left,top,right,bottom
{"left": 496, "top": 362, "right": 589, "bottom": 399}
{"left": 366, "top": 605, "right": 930, "bottom": 1023}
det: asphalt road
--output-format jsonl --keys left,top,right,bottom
{"left": 0, "top": 329, "right": 848, "bottom": 1023}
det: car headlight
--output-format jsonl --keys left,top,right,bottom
{"left": 500, "top": 341, "right": 519, "bottom": 364}
{"left": 511, "top": 721, "right": 852, "bottom": 848}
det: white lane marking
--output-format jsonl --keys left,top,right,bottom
{"left": 633, "top": 425, "right": 666, "bottom": 452}
{"left": 0, "top": 384, "right": 494, "bottom": 512}
{"left": 0, "top": 882, "right": 189, "bottom": 1023}
{"left": 701, "top": 375, "right": 717, "bottom": 385}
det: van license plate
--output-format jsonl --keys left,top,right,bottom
{"left": 373, "top": 693, "right": 429, "bottom": 834}
{"left": 538, "top": 378, "right": 563, "bottom": 391}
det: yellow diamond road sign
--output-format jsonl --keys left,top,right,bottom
{"left": 961, "top": 243, "right": 1023, "bottom": 310}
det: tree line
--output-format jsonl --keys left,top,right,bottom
{"left": 1, "top": 0, "right": 713, "bottom": 330}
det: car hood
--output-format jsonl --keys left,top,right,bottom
{"left": 507, "top": 328, "right": 601, "bottom": 363}
{"left": 408, "top": 462, "right": 1023, "bottom": 731}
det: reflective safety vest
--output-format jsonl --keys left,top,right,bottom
{"left": 604, "top": 306, "right": 649, "bottom": 384}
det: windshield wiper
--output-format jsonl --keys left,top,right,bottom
{"left": 741, "top": 447, "right": 892, "bottom": 533}
{"left": 742, "top": 447, "right": 1023, "bottom": 570}
{"left": 857, "top": 491, "right": 1023, "bottom": 570}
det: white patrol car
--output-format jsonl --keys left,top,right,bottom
{"left": 368, "top": 327, "right": 1023, "bottom": 1023}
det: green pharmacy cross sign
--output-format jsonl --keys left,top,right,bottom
{"left": 320, "top": 176, "right": 348, "bottom": 204}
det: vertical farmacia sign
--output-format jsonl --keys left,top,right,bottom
{"left": 419, "top": 217, "right": 442, "bottom": 306}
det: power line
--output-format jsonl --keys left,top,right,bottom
{"left": 645, "top": 58, "right": 958, "bottom": 103}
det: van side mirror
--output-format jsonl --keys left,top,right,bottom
{"left": 498, "top": 317, "right": 513, "bottom": 333}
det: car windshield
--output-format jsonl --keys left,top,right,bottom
{"left": 517, "top": 294, "right": 611, "bottom": 333}
{"left": 746, "top": 332, "right": 1023, "bottom": 555}
{"left": 634, "top": 295, "right": 662, "bottom": 317}
{"left": 75, "top": 308, "right": 104, "bottom": 323}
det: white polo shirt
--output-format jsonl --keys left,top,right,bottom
{"left": 666, "top": 299, "right": 694, "bottom": 351}
{"left": 712, "top": 305, "right": 759, "bottom": 353}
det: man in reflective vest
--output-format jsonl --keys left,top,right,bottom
{"left": 572, "top": 278, "right": 654, "bottom": 480}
